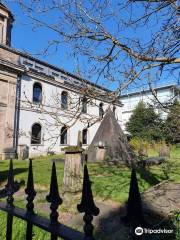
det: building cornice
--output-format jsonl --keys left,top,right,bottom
{"left": 120, "top": 84, "right": 178, "bottom": 98}
{"left": 0, "top": 58, "right": 25, "bottom": 74}
{"left": 25, "top": 70, "right": 123, "bottom": 106}
{"left": 0, "top": 3, "right": 14, "bottom": 20}
{"left": 0, "top": 44, "right": 111, "bottom": 92}
{"left": 0, "top": 46, "right": 122, "bottom": 106}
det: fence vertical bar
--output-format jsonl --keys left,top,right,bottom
{"left": 77, "top": 164, "right": 100, "bottom": 240}
{"left": 46, "top": 162, "right": 62, "bottom": 240}
{"left": 126, "top": 168, "right": 144, "bottom": 225}
{"left": 25, "top": 159, "right": 37, "bottom": 240}
{"left": 121, "top": 168, "right": 144, "bottom": 240}
{"left": 5, "top": 159, "right": 15, "bottom": 240}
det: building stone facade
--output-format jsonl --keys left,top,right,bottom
{"left": 0, "top": 3, "right": 20, "bottom": 159}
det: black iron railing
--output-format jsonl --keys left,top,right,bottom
{"left": 0, "top": 159, "right": 99, "bottom": 240}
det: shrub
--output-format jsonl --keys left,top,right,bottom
{"left": 129, "top": 137, "right": 150, "bottom": 153}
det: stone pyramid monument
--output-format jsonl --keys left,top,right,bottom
{"left": 87, "top": 108, "right": 134, "bottom": 165}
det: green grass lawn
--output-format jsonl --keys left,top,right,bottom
{"left": 0, "top": 148, "right": 180, "bottom": 203}
{"left": 0, "top": 212, "right": 51, "bottom": 240}
{"left": 0, "top": 155, "right": 64, "bottom": 188}
{"left": 0, "top": 147, "right": 179, "bottom": 239}
{"left": 88, "top": 147, "right": 179, "bottom": 202}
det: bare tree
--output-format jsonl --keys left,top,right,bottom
{"left": 8, "top": 0, "right": 179, "bottom": 100}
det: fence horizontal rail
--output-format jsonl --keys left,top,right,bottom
{"left": 0, "top": 202, "right": 84, "bottom": 240}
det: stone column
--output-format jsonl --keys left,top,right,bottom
{"left": 63, "top": 151, "right": 83, "bottom": 193}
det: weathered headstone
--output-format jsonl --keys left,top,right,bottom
{"left": 159, "top": 144, "right": 170, "bottom": 158}
{"left": 138, "top": 144, "right": 148, "bottom": 158}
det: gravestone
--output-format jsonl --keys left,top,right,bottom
{"left": 138, "top": 144, "right": 148, "bottom": 158}
{"left": 159, "top": 144, "right": 170, "bottom": 158}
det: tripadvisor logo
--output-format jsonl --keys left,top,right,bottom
{"left": 135, "top": 226, "right": 174, "bottom": 236}
{"left": 135, "top": 227, "right": 143, "bottom": 236}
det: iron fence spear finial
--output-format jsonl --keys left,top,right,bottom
{"left": 25, "top": 159, "right": 37, "bottom": 240}
{"left": 25, "top": 159, "right": 36, "bottom": 213}
{"left": 46, "top": 161, "right": 62, "bottom": 225}
{"left": 77, "top": 164, "right": 99, "bottom": 239}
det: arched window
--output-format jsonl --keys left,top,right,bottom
{"left": 61, "top": 91, "right": 68, "bottom": 109}
{"left": 61, "top": 126, "right": 67, "bottom": 144}
{"left": 99, "top": 102, "right": 104, "bottom": 118}
{"left": 31, "top": 123, "right": 42, "bottom": 144}
{"left": 33, "top": 82, "right": 42, "bottom": 103}
{"left": 82, "top": 128, "right": 88, "bottom": 145}
{"left": 82, "top": 97, "right": 87, "bottom": 113}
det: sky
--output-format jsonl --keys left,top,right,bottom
{"left": 9, "top": 2, "right": 71, "bottom": 69}
{"left": 4, "top": 1, "right": 179, "bottom": 93}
